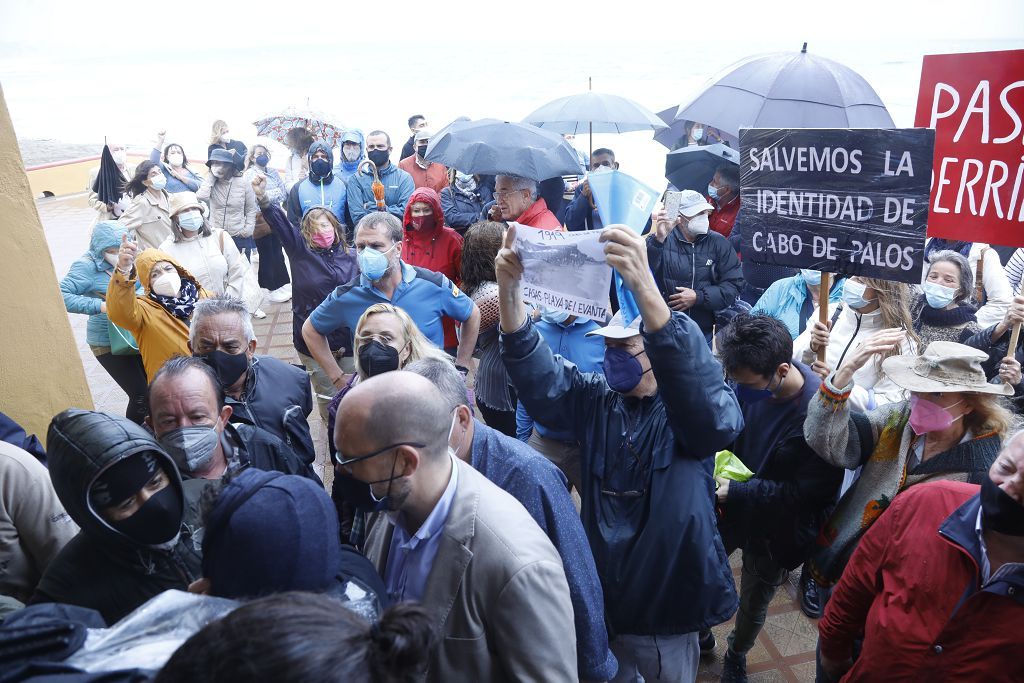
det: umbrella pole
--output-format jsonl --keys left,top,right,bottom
{"left": 817, "top": 273, "right": 830, "bottom": 363}
{"left": 588, "top": 76, "right": 593, "bottom": 163}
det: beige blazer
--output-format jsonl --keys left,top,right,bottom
{"left": 119, "top": 190, "right": 172, "bottom": 249}
{"left": 364, "top": 458, "right": 578, "bottom": 683}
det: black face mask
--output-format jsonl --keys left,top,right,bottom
{"left": 980, "top": 476, "right": 1024, "bottom": 536}
{"left": 311, "top": 158, "right": 332, "bottom": 178}
{"left": 332, "top": 471, "right": 392, "bottom": 514}
{"left": 358, "top": 340, "right": 401, "bottom": 377}
{"left": 367, "top": 149, "right": 390, "bottom": 167}
{"left": 416, "top": 146, "right": 428, "bottom": 158}
{"left": 110, "top": 485, "right": 183, "bottom": 546}
{"left": 196, "top": 349, "right": 249, "bottom": 387}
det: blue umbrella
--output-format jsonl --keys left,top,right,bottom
{"left": 424, "top": 118, "right": 582, "bottom": 180}
{"left": 669, "top": 44, "right": 894, "bottom": 138}
{"left": 523, "top": 90, "right": 667, "bottom": 159}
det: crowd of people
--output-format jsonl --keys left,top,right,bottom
{"left": 3, "top": 113, "right": 1023, "bottom": 683}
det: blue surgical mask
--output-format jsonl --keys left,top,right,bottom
{"left": 358, "top": 244, "right": 396, "bottom": 281}
{"left": 540, "top": 306, "right": 570, "bottom": 325}
{"left": 707, "top": 184, "right": 719, "bottom": 200}
{"left": 734, "top": 370, "right": 783, "bottom": 404}
{"left": 801, "top": 269, "right": 822, "bottom": 286}
{"left": 923, "top": 281, "right": 957, "bottom": 309}
{"left": 604, "top": 346, "right": 649, "bottom": 393}
{"left": 150, "top": 174, "right": 167, "bottom": 190}
{"left": 842, "top": 279, "right": 874, "bottom": 310}
{"left": 178, "top": 212, "right": 204, "bottom": 232}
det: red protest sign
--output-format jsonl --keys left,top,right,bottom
{"left": 914, "top": 49, "right": 1024, "bottom": 247}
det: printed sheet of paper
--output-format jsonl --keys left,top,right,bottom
{"left": 511, "top": 222, "right": 612, "bottom": 321}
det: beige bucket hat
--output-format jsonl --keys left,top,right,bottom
{"left": 882, "top": 340, "right": 1013, "bottom": 396}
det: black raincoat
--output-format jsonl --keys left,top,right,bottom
{"left": 30, "top": 411, "right": 207, "bottom": 624}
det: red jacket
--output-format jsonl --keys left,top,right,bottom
{"left": 516, "top": 197, "right": 563, "bottom": 230}
{"left": 820, "top": 481, "right": 1024, "bottom": 682}
{"left": 402, "top": 187, "right": 464, "bottom": 348}
{"left": 399, "top": 156, "right": 450, "bottom": 194}
{"left": 709, "top": 195, "right": 739, "bottom": 239}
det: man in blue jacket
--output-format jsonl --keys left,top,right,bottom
{"left": 407, "top": 356, "right": 618, "bottom": 682}
{"left": 286, "top": 141, "right": 347, "bottom": 226}
{"left": 497, "top": 221, "right": 743, "bottom": 682}
{"left": 346, "top": 130, "right": 414, "bottom": 225}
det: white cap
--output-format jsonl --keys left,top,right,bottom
{"left": 586, "top": 311, "right": 642, "bottom": 339}
{"left": 414, "top": 129, "right": 432, "bottom": 143}
{"left": 678, "top": 189, "right": 714, "bottom": 217}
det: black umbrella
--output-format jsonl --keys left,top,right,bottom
{"left": 664, "top": 143, "right": 740, "bottom": 192}
{"left": 91, "top": 143, "right": 127, "bottom": 206}
{"left": 424, "top": 118, "right": 582, "bottom": 180}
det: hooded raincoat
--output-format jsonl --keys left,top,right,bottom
{"left": 333, "top": 130, "right": 365, "bottom": 184}
{"left": 106, "top": 249, "right": 210, "bottom": 380}
{"left": 31, "top": 411, "right": 206, "bottom": 624}
{"left": 60, "top": 221, "right": 138, "bottom": 349}
{"left": 286, "top": 141, "right": 348, "bottom": 226}
{"left": 402, "top": 188, "right": 464, "bottom": 348}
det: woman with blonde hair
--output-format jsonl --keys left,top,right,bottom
{"left": 207, "top": 119, "right": 247, "bottom": 173}
{"left": 794, "top": 275, "right": 920, "bottom": 411}
{"left": 803, "top": 340, "right": 1019, "bottom": 589}
{"left": 326, "top": 302, "right": 451, "bottom": 544}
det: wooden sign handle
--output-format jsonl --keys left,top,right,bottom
{"left": 817, "top": 272, "right": 830, "bottom": 363}
{"left": 1006, "top": 322, "right": 1021, "bottom": 360}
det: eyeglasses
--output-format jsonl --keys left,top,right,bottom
{"left": 333, "top": 441, "right": 425, "bottom": 468}
{"left": 493, "top": 189, "right": 526, "bottom": 200}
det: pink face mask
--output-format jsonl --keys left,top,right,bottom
{"left": 909, "top": 395, "right": 964, "bottom": 435}
{"left": 311, "top": 230, "right": 335, "bottom": 249}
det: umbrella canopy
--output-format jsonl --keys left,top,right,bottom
{"left": 654, "top": 106, "right": 739, "bottom": 149}
{"left": 522, "top": 91, "right": 668, "bottom": 135}
{"left": 424, "top": 118, "right": 583, "bottom": 180}
{"left": 253, "top": 107, "right": 347, "bottom": 147}
{"left": 665, "top": 143, "right": 740, "bottom": 192}
{"left": 91, "top": 144, "right": 127, "bottom": 206}
{"left": 670, "top": 44, "right": 894, "bottom": 139}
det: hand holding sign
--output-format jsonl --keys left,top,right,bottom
{"left": 495, "top": 223, "right": 523, "bottom": 289}
{"left": 599, "top": 226, "right": 653, "bottom": 295}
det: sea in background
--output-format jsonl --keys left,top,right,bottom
{"left": 4, "top": 37, "right": 1024, "bottom": 193}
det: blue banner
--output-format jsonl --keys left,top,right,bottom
{"left": 588, "top": 170, "right": 659, "bottom": 324}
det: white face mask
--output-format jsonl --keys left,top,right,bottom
{"left": 220, "top": 134, "right": 231, "bottom": 143}
{"left": 210, "top": 164, "right": 232, "bottom": 179}
{"left": 687, "top": 214, "right": 710, "bottom": 235}
{"left": 151, "top": 270, "right": 182, "bottom": 297}
{"left": 167, "top": 152, "right": 184, "bottom": 167}
{"left": 112, "top": 149, "right": 127, "bottom": 165}
{"left": 103, "top": 252, "right": 119, "bottom": 268}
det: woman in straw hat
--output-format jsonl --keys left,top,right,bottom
{"left": 802, "top": 338, "right": 1020, "bottom": 588}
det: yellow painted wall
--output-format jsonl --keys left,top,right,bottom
{"left": 0, "top": 86, "right": 93, "bottom": 441}
{"left": 26, "top": 154, "right": 156, "bottom": 199}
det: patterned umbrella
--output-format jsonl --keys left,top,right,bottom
{"left": 253, "top": 107, "right": 347, "bottom": 147}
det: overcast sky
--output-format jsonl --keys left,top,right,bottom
{"left": 3, "top": 0, "right": 1022, "bottom": 188}
{"left": 2, "top": 0, "right": 1022, "bottom": 47}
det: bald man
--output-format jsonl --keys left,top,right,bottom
{"left": 334, "top": 371, "right": 578, "bottom": 683}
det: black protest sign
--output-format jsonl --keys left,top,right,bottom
{"left": 736, "top": 128, "right": 935, "bottom": 284}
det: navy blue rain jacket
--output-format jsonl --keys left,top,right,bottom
{"left": 501, "top": 312, "right": 742, "bottom": 635}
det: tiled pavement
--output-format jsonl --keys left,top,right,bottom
{"left": 38, "top": 193, "right": 819, "bottom": 682}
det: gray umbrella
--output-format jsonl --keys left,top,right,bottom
{"left": 523, "top": 91, "right": 667, "bottom": 160}
{"left": 654, "top": 106, "right": 739, "bottom": 150}
{"left": 665, "top": 143, "right": 740, "bottom": 192}
{"left": 670, "top": 44, "right": 894, "bottom": 138}
{"left": 424, "top": 118, "right": 582, "bottom": 180}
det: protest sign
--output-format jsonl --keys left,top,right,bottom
{"left": 512, "top": 222, "right": 612, "bottom": 320}
{"left": 736, "top": 127, "right": 934, "bottom": 285}
{"left": 914, "top": 49, "right": 1024, "bottom": 247}
{"left": 587, "top": 170, "right": 660, "bottom": 323}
